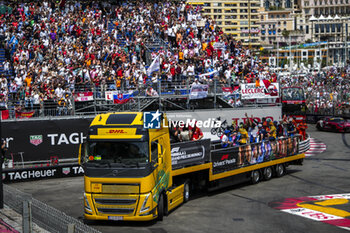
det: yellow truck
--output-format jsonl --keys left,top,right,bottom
{"left": 79, "top": 112, "right": 306, "bottom": 222}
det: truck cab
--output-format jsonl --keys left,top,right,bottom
{"left": 79, "top": 112, "right": 182, "bottom": 221}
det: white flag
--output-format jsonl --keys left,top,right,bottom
{"left": 147, "top": 55, "right": 160, "bottom": 76}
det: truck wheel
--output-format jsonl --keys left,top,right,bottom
{"left": 263, "top": 167, "right": 273, "bottom": 180}
{"left": 183, "top": 182, "right": 190, "bottom": 203}
{"left": 157, "top": 194, "right": 164, "bottom": 221}
{"left": 275, "top": 164, "right": 285, "bottom": 177}
{"left": 251, "top": 170, "right": 260, "bottom": 184}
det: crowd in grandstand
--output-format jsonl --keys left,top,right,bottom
{"left": 0, "top": 0, "right": 349, "bottom": 118}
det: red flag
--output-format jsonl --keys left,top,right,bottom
{"left": 1, "top": 110, "right": 9, "bottom": 120}
{"left": 261, "top": 80, "right": 271, "bottom": 89}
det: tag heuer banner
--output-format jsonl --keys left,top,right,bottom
{"left": 240, "top": 82, "right": 279, "bottom": 99}
{"left": 2, "top": 118, "right": 93, "bottom": 163}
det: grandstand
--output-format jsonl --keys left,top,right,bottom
{"left": 0, "top": 0, "right": 349, "bottom": 120}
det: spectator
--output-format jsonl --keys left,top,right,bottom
{"left": 190, "top": 122, "right": 203, "bottom": 141}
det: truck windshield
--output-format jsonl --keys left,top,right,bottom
{"left": 83, "top": 141, "right": 149, "bottom": 167}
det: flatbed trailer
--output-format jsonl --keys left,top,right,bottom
{"left": 79, "top": 112, "right": 306, "bottom": 222}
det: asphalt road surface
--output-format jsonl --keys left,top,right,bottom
{"left": 10, "top": 125, "right": 350, "bottom": 233}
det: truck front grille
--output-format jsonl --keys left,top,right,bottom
{"left": 93, "top": 194, "right": 139, "bottom": 216}
{"left": 95, "top": 198, "right": 136, "bottom": 205}
{"left": 98, "top": 208, "right": 134, "bottom": 215}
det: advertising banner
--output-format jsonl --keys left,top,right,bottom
{"left": 2, "top": 164, "right": 84, "bottom": 182}
{"left": 74, "top": 92, "right": 93, "bottom": 102}
{"left": 105, "top": 91, "right": 118, "bottom": 101}
{"left": 171, "top": 139, "right": 210, "bottom": 170}
{"left": 189, "top": 84, "right": 209, "bottom": 100}
{"left": 211, "top": 146, "right": 239, "bottom": 174}
{"left": 2, "top": 118, "right": 93, "bottom": 163}
{"left": 211, "top": 136, "right": 299, "bottom": 175}
{"left": 241, "top": 82, "right": 279, "bottom": 99}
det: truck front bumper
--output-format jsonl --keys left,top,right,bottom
{"left": 84, "top": 211, "right": 157, "bottom": 222}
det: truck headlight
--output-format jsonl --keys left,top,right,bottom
{"left": 84, "top": 193, "right": 92, "bottom": 212}
{"left": 140, "top": 193, "right": 151, "bottom": 213}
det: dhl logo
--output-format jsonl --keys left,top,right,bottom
{"left": 98, "top": 128, "right": 136, "bottom": 135}
{"left": 109, "top": 129, "right": 127, "bottom": 134}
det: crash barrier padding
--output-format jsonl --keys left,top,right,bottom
{"left": 2, "top": 117, "right": 93, "bottom": 163}
{"left": 2, "top": 163, "right": 83, "bottom": 183}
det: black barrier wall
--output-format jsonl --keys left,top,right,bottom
{"left": 2, "top": 164, "right": 84, "bottom": 182}
{"left": 2, "top": 118, "right": 93, "bottom": 163}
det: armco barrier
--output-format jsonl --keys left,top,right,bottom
{"left": 4, "top": 185, "right": 100, "bottom": 233}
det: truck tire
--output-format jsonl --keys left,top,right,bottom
{"left": 183, "top": 182, "right": 190, "bottom": 203}
{"left": 251, "top": 170, "right": 260, "bottom": 184}
{"left": 263, "top": 167, "right": 273, "bottom": 180}
{"left": 157, "top": 194, "right": 164, "bottom": 221}
{"left": 275, "top": 164, "right": 285, "bottom": 177}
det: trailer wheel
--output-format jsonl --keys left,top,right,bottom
{"left": 157, "top": 194, "right": 164, "bottom": 221}
{"left": 251, "top": 170, "right": 260, "bottom": 184}
{"left": 183, "top": 182, "right": 190, "bottom": 203}
{"left": 275, "top": 164, "right": 285, "bottom": 177}
{"left": 263, "top": 167, "right": 273, "bottom": 180}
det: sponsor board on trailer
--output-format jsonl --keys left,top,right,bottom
{"left": 269, "top": 193, "right": 350, "bottom": 231}
{"left": 171, "top": 139, "right": 210, "bottom": 169}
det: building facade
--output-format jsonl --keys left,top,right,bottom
{"left": 300, "top": 0, "right": 350, "bottom": 64}
{"left": 187, "top": 0, "right": 261, "bottom": 47}
{"left": 259, "top": 8, "right": 302, "bottom": 46}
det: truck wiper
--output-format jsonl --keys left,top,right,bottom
{"left": 93, "top": 161, "right": 111, "bottom": 168}
{"left": 123, "top": 161, "right": 141, "bottom": 168}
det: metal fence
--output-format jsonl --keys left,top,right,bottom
{"left": 4, "top": 184, "right": 101, "bottom": 233}
{"left": 1, "top": 79, "right": 248, "bottom": 120}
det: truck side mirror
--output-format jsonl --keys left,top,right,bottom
{"left": 158, "top": 144, "right": 163, "bottom": 157}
